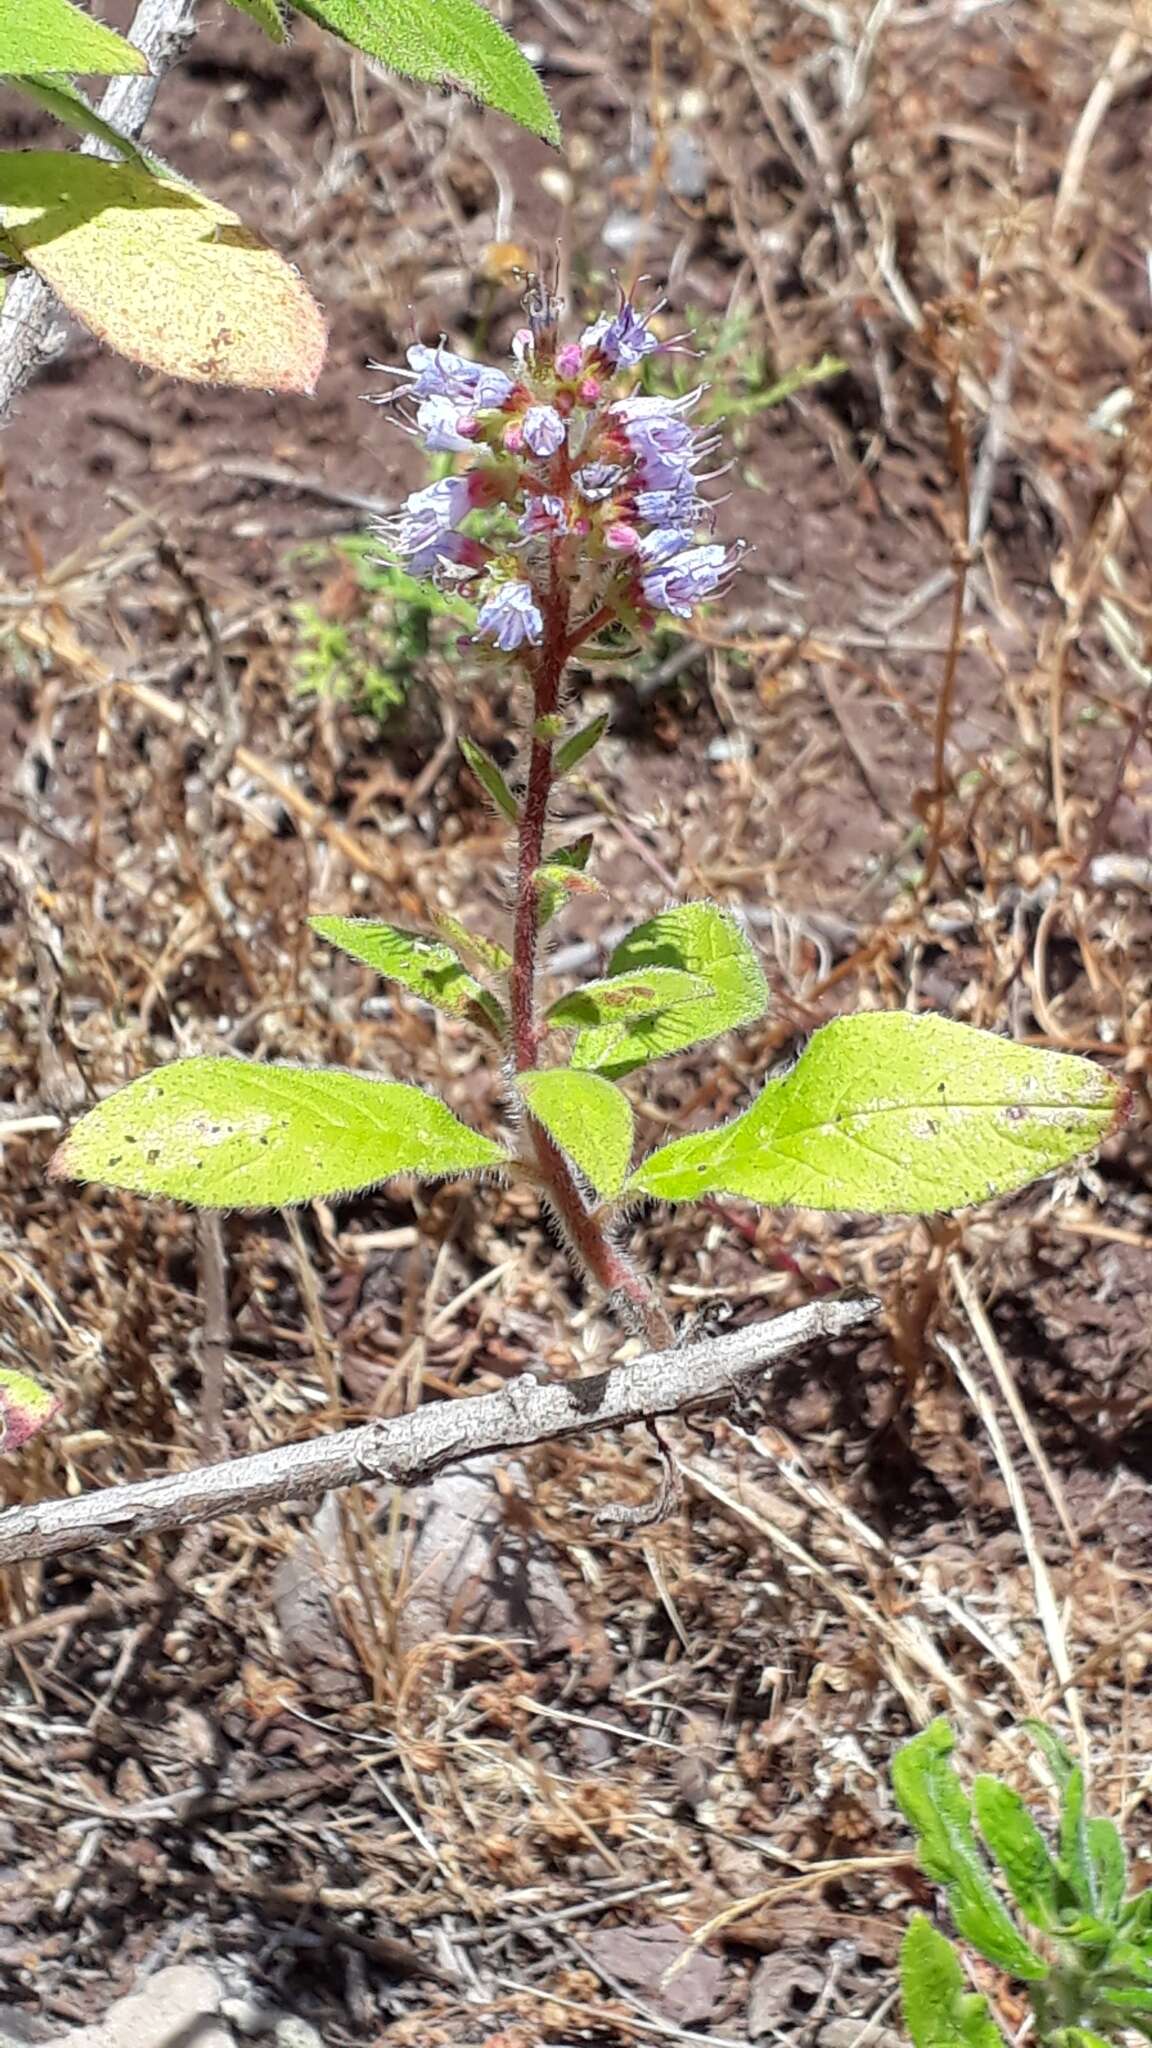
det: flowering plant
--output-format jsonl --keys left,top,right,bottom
{"left": 51, "top": 286, "right": 1124, "bottom": 1366}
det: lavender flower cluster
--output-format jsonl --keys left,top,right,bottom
{"left": 376, "top": 292, "right": 740, "bottom": 654}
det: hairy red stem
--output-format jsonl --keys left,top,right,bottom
{"left": 509, "top": 574, "right": 673, "bottom": 1348}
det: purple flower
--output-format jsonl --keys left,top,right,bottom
{"left": 416, "top": 395, "right": 476, "bottom": 452}
{"left": 636, "top": 481, "right": 704, "bottom": 529}
{"left": 476, "top": 580, "right": 544, "bottom": 651}
{"left": 612, "top": 389, "right": 702, "bottom": 423}
{"left": 582, "top": 297, "right": 662, "bottom": 367}
{"left": 522, "top": 405, "right": 567, "bottom": 458}
{"left": 403, "top": 342, "right": 514, "bottom": 408}
{"left": 611, "top": 393, "right": 702, "bottom": 487}
{"left": 521, "top": 493, "right": 574, "bottom": 537}
{"left": 574, "top": 462, "right": 623, "bottom": 503}
{"left": 396, "top": 475, "right": 472, "bottom": 573}
{"left": 638, "top": 530, "right": 734, "bottom": 617}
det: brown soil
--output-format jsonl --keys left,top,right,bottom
{"left": 2, "top": 0, "right": 1152, "bottom": 2042}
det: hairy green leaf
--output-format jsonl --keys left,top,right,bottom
{"left": 432, "top": 912, "right": 511, "bottom": 976}
{"left": 9, "top": 76, "right": 155, "bottom": 168}
{"left": 1061, "top": 1770, "right": 1099, "bottom": 1915}
{"left": 900, "top": 1916, "right": 1007, "bottom": 2048}
{"left": 1087, "top": 1818, "right": 1127, "bottom": 1921}
{"left": 1025, "top": 1722, "right": 1077, "bottom": 1793}
{"left": 518, "top": 1069, "right": 634, "bottom": 1198}
{"left": 459, "top": 735, "right": 518, "bottom": 822}
{"left": 894, "top": 1722, "right": 975, "bottom": 1888}
{"left": 893, "top": 1722, "right": 1047, "bottom": 1980}
{"left": 0, "top": 0, "right": 148, "bottom": 75}
{"left": 0, "top": 1368, "right": 60, "bottom": 1453}
{"left": 310, "top": 916, "right": 505, "bottom": 1035}
{"left": 972, "top": 1776, "right": 1061, "bottom": 1932}
{"left": 51, "top": 1059, "right": 507, "bottom": 1207}
{"left": 534, "top": 834, "right": 597, "bottom": 926}
{"left": 547, "top": 835, "right": 594, "bottom": 875}
{"left": 0, "top": 154, "right": 326, "bottom": 391}
{"left": 536, "top": 872, "right": 598, "bottom": 927}
{"left": 1055, "top": 2031, "right": 1116, "bottom": 2048}
{"left": 549, "top": 966, "right": 710, "bottom": 1030}
{"left": 565, "top": 902, "right": 769, "bottom": 1078}
{"left": 1097, "top": 1985, "right": 1152, "bottom": 2016}
{"left": 628, "top": 1012, "right": 1121, "bottom": 1212}
{"left": 292, "top": 0, "right": 559, "bottom": 143}
{"left": 226, "top": 0, "right": 288, "bottom": 36}
{"left": 948, "top": 1890, "right": 1048, "bottom": 1982}
{"left": 1101, "top": 1939, "right": 1152, "bottom": 1984}
{"left": 1120, "top": 1894, "right": 1152, "bottom": 1938}
{"left": 555, "top": 712, "right": 609, "bottom": 776}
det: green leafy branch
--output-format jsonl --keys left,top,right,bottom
{"left": 896, "top": 1720, "right": 1152, "bottom": 2048}
{"left": 52, "top": 767, "right": 1123, "bottom": 1227}
{"left": 0, "top": 0, "right": 557, "bottom": 400}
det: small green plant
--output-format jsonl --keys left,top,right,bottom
{"left": 895, "top": 1719, "right": 1152, "bottom": 2048}
{"left": 639, "top": 301, "right": 845, "bottom": 426}
{"left": 0, "top": 0, "right": 556, "bottom": 397}
{"left": 291, "top": 540, "right": 475, "bottom": 724}
{"left": 48, "top": 289, "right": 1125, "bottom": 1368}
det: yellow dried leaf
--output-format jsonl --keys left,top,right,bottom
{"left": 0, "top": 152, "right": 326, "bottom": 392}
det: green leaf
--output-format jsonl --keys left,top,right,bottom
{"left": 1088, "top": 1818, "right": 1128, "bottom": 1920}
{"left": 1058, "top": 1913, "right": 1116, "bottom": 1948}
{"left": 1025, "top": 1722, "right": 1077, "bottom": 1793}
{"left": 518, "top": 1069, "right": 634, "bottom": 1198}
{"left": 547, "top": 835, "right": 594, "bottom": 875}
{"left": 0, "top": 153, "right": 326, "bottom": 393}
{"left": 892, "top": 1722, "right": 1048, "bottom": 1980}
{"left": 900, "top": 1917, "right": 1007, "bottom": 2048}
{"left": 972, "top": 1776, "right": 1062, "bottom": 1932}
{"left": 1049, "top": 2029, "right": 1114, "bottom": 2048}
{"left": 564, "top": 902, "right": 769, "bottom": 1078}
{"left": 893, "top": 1723, "right": 994, "bottom": 1891}
{"left": 1061, "top": 1770, "right": 1099, "bottom": 1915}
{"left": 549, "top": 966, "right": 710, "bottom": 1031}
{"left": 310, "top": 916, "right": 506, "bottom": 1035}
{"left": 9, "top": 76, "right": 155, "bottom": 168}
{"left": 0, "top": 0, "right": 149, "bottom": 75}
{"left": 50, "top": 1059, "right": 507, "bottom": 1207}
{"left": 459, "top": 735, "right": 518, "bottom": 822}
{"left": 535, "top": 835, "right": 598, "bottom": 926}
{"left": 555, "top": 712, "right": 609, "bottom": 777}
{"left": 0, "top": 1368, "right": 60, "bottom": 1453}
{"left": 948, "top": 1889, "right": 1048, "bottom": 1981}
{"left": 226, "top": 0, "right": 288, "bottom": 36}
{"left": 292, "top": 0, "right": 559, "bottom": 143}
{"left": 432, "top": 912, "right": 511, "bottom": 976}
{"left": 1097, "top": 1986, "right": 1152, "bottom": 2016}
{"left": 628, "top": 1011, "right": 1121, "bottom": 1212}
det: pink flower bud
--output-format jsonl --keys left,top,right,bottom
{"left": 579, "top": 376, "right": 602, "bottom": 404}
{"left": 606, "top": 522, "right": 640, "bottom": 553}
{"left": 556, "top": 343, "right": 584, "bottom": 378}
{"left": 503, "top": 423, "right": 526, "bottom": 454}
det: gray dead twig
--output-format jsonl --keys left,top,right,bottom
{"left": 0, "top": 1296, "right": 879, "bottom": 1566}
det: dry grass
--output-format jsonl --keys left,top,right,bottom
{"left": 2, "top": 0, "right": 1152, "bottom": 2039}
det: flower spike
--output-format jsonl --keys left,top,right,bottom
{"left": 372, "top": 288, "right": 741, "bottom": 654}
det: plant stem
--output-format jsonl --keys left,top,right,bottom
{"left": 510, "top": 582, "right": 674, "bottom": 1350}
